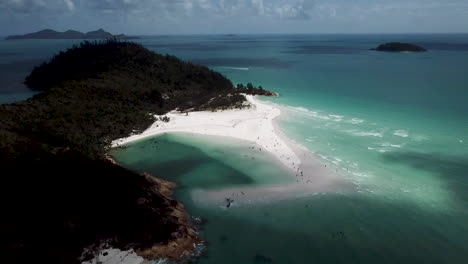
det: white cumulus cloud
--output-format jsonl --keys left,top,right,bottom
{"left": 64, "top": 0, "right": 74, "bottom": 11}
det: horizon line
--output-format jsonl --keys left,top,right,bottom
{"left": 2, "top": 32, "right": 468, "bottom": 38}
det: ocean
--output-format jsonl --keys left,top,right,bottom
{"left": 1, "top": 34, "right": 468, "bottom": 263}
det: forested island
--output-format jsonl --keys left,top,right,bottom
{"left": 5, "top": 29, "right": 135, "bottom": 40}
{"left": 371, "top": 42, "right": 427, "bottom": 52}
{"left": 0, "top": 40, "right": 275, "bottom": 263}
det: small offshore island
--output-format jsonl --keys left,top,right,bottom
{"left": 0, "top": 40, "right": 275, "bottom": 264}
{"left": 371, "top": 42, "right": 427, "bottom": 52}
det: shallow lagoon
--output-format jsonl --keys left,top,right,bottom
{"left": 112, "top": 133, "right": 468, "bottom": 264}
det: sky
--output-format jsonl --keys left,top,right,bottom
{"left": 1, "top": 0, "right": 468, "bottom": 35}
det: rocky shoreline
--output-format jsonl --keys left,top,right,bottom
{"left": 136, "top": 174, "right": 202, "bottom": 261}
{"left": 105, "top": 155, "right": 203, "bottom": 262}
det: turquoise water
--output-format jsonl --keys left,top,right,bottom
{"left": 2, "top": 34, "right": 468, "bottom": 263}
{"left": 112, "top": 134, "right": 468, "bottom": 264}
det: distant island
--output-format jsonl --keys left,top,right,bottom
{"left": 371, "top": 42, "right": 427, "bottom": 52}
{"left": 5, "top": 29, "right": 137, "bottom": 40}
{"left": 0, "top": 40, "right": 275, "bottom": 264}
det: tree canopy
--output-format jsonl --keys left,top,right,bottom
{"left": 0, "top": 40, "right": 275, "bottom": 264}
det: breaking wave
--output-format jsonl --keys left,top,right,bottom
{"left": 347, "top": 118, "right": 365, "bottom": 124}
{"left": 219, "top": 66, "right": 250, "bottom": 71}
{"left": 349, "top": 130, "right": 384, "bottom": 137}
{"left": 287, "top": 106, "right": 347, "bottom": 121}
{"left": 393, "top": 130, "right": 409, "bottom": 138}
{"left": 380, "top": 142, "right": 403, "bottom": 148}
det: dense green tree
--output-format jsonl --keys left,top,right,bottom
{"left": 0, "top": 40, "right": 277, "bottom": 264}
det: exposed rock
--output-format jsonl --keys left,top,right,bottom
{"left": 135, "top": 174, "right": 203, "bottom": 261}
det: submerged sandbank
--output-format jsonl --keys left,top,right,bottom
{"left": 190, "top": 130, "right": 350, "bottom": 207}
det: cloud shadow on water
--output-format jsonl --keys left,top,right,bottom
{"left": 112, "top": 137, "right": 254, "bottom": 190}
{"left": 282, "top": 45, "right": 366, "bottom": 55}
{"left": 381, "top": 151, "right": 468, "bottom": 204}
{"left": 190, "top": 57, "right": 298, "bottom": 69}
{"left": 145, "top": 42, "right": 241, "bottom": 52}
{"left": 190, "top": 193, "right": 468, "bottom": 264}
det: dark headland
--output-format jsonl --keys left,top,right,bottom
{"left": 0, "top": 40, "right": 275, "bottom": 263}
{"left": 371, "top": 42, "right": 427, "bottom": 52}
{"left": 5, "top": 29, "right": 136, "bottom": 40}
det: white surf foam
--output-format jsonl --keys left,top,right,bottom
{"left": 351, "top": 131, "right": 384, "bottom": 137}
{"left": 380, "top": 142, "right": 403, "bottom": 148}
{"left": 219, "top": 66, "right": 250, "bottom": 71}
{"left": 347, "top": 118, "right": 364, "bottom": 124}
{"left": 289, "top": 106, "right": 311, "bottom": 112}
{"left": 328, "top": 114, "right": 344, "bottom": 122}
{"left": 287, "top": 106, "right": 345, "bottom": 122}
{"left": 393, "top": 129, "right": 409, "bottom": 138}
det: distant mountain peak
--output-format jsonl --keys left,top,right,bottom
{"left": 87, "top": 28, "right": 106, "bottom": 33}
{"left": 6, "top": 29, "right": 137, "bottom": 40}
{"left": 38, "top": 29, "right": 57, "bottom": 33}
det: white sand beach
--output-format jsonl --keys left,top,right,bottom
{"left": 112, "top": 95, "right": 349, "bottom": 205}
{"left": 112, "top": 95, "right": 301, "bottom": 171}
